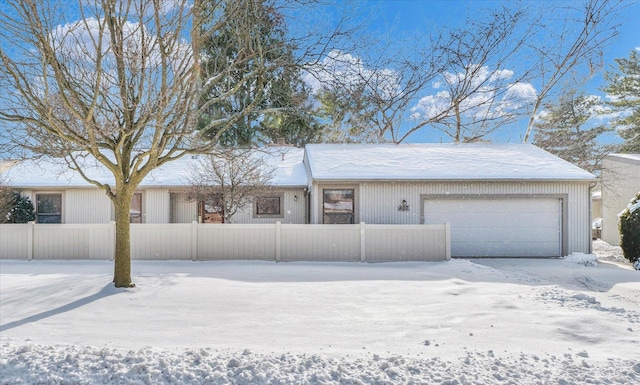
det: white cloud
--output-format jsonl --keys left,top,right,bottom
{"left": 303, "top": 50, "right": 402, "bottom": 99}
{"left": 410, "top": 65, "right": 536, "bottom": 123}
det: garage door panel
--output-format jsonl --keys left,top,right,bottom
{"left": 452, "top": 226, "right": 559, "bottom": 243}
{"left": 424, "top": 198, "right": 561, "bottom": 257}
{"left": 426, "top": 211, "right": 558, "bottom": 227}
{"left": 454, "top": 241, "right": 560, "bottom": 257}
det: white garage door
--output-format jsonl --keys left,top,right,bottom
{"left": 423, "top": 198, "right": 562, "bottom": 257}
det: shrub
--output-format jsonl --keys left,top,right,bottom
{"left": 6, "top": 192, "right": 35, "bottom": 223}
{"left": 619, "top": 192, "right": 640, "bottom": 268}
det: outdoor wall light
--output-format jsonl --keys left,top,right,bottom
{"left": 294, "top": 195, "right": 298, "bottom": 201}
{"left": 398, "top": 199, "right": 409, "bottom": 211}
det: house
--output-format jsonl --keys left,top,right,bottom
{"left": 2, "top": 143, "right": 595, "bottom": 258}
{"left": 303, "top": 144, "right": 594, "bottom": 257}
{"left": 600, "top": 154, "right": 640, "bottom": 246}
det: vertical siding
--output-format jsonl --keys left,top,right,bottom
{"left": 231, "top": 189, "right": 306, "bottom": 224}
{"left": 143, "top": 188, "right": 170, "bottom": 223}
{"left": 601, "top": 158, "right": 640, "bottom": 245}
{"left": 65, "top": 189, "right": 112, "bottom": 224}
{"left": 315, "top": 180, "right": 591, "bottom": 255}
{"left": 170, "top": 192, "right": 198, "bottom": 223}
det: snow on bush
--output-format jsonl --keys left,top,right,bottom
{"left": 619, "top": 192, "right": 640, "bottom": 266}
{"left": 564, "top": 252, "right": 598, "bottom": 267}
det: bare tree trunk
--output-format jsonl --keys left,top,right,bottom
{"left": 113, "top": 192, "right": 134, "bottom": 288}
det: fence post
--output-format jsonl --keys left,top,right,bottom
{"left": 191, "top": 221, "right": 198, "bottom": 261}
{"left": 445, "top": 222, "right": 451, "bottom": 260}
{"left": 27, "top": 221, "right": 34, "bottom": 261}
{"left": 360, "top": 222, "right": 366, "bottom": 263}
{"left": 275, "top": 221, "right": 281, "bottom": 262}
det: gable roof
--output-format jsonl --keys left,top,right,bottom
{"left": 304, "top": 143, "right": 595, "bottom": 182}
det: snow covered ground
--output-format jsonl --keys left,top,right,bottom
{"left": 1, "top": 241, "right": 638, "bottom": 384}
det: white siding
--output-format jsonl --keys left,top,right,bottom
{"left": 232, "top": 189, "right": 306, "bottom": 224}
{"left": 601, "top": 157, "right": 640, "bottom": 245}
{"left": 142, "top": 188, "right": 170, "bottom": 224}
{"left": 170, "top": 193, "right": 198, "bottom": 223}
{"left": 311, "top": 180, "right": 592, "bottom": 255}
{"left": 65, "top": 189, "right": 112, "bottom": 223}
{"left": 170, "top": 188, "right": 307, "bottom": 224}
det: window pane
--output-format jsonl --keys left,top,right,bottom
{"left": 130, "top": 193, "right": 142, "bottom": 223}
{"left": 36, "top": 194, "right": 62, "bottom": 224}
{"left": 256, "top": 196, "right": 281, "bottom": 215}
{"left": 201, "top": 195, "right": 224, "bottom": 223}
{"left": 323, "top": 189, "right": 354, "bottom": 224}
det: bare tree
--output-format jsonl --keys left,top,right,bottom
{"left": 412, "top": 5, "right": 535, "bottom": 143}
{"left": 187, "top": 148, "right": 275, "bottom": 223}
{"left": 313, "top": 1, "right": 623, "bottom": 144}
{"left": 311, "top": 47, "right": 445, "bottom": 143}
{"left": 0, "top": 0, "right": 351, "bottom": 287}
{"left": 0, "top": 174, "right": 13, "bottom": 223}
{"left": 521, "top": 0, "right": 624, "bottom": 142}
{"left": 313, "top": 5, "right": 535, "bottom": 143}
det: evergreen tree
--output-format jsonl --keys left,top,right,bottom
{"left": 533, "top": 91, "right": 614, "bottom": 174}
{"left": 602, "top": 50, "right": 640, "bottom": 153}
{"left": 2, "top": 192, "right": 35, "bottom": 223}
{"left": 199, "top": 0, "right": 320, "bottom": 147}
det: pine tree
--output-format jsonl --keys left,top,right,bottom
{"left": 6, "top": 192, "right": 35, "bottom": 223}
{"left": 533, "top": 91, "right": 614, "bottom": 174}
{"left": 619, "top": 192, "right": 640, "bottom": 268}
{"left": 602, "top": 50, "right": 640, "bottom": 153}
{"left": 198, "top": 0, "right": 320, "bottom": 147}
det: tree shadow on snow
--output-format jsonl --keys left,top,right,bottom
{"left": 0, "top": 283, "right": 119, "bottom": 332}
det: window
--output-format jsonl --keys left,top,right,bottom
{"left": 254, "top": 194, "right": 283, "bottom": 218}
{"left": 130, "top": 193, "right": 142, "bottom": 223}
{"left": 200, "top": 195, "right": 224, "bottom": 223}
{"left": 323, "top": 189, "right": 354, "bottom": 224}
{"left": 36, "top": 193, "right": 62, "bottom": 223}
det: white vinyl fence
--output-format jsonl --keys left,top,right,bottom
{"left": 0, "top": 222, "right": 451, "bottom": 262}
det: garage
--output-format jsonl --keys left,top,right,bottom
{"left": 423, "top": 197, "right": 563, "bottom": 257}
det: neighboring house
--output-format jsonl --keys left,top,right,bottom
{"left": 2, "top": 147, "right": 307, "bottom": 225}
{"left": 2, "top": 143, "right": 596, "bottom": 258}
{"left": 601, "top": 154, "right": 640, "bottom": 246}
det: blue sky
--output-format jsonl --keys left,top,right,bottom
{"left": 340, "top": 0, "right": 640, "bottom": 143}
{"left": 0, "top": 0, "right": 638, "bottom": 149}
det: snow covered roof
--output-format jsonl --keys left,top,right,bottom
{"left": 3, "top": 147, "right": 307, "bottom": 188}
{"left": 605, "top": 153, "right": 640, "bottom": 164}
{"left": 304, "top": 143, "right": 596, "bottom": 181}
{"left": 2, "top": 143, "right": 596, "bottom": 189}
